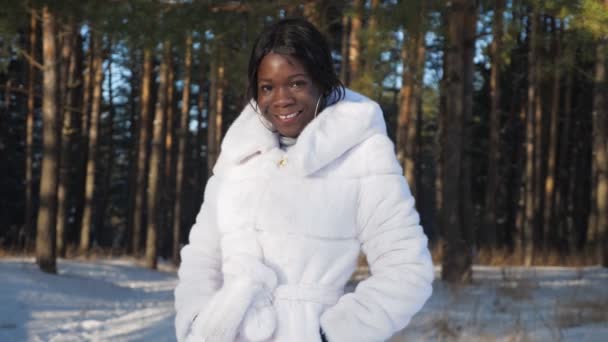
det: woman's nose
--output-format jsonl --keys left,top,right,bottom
{"left": 271, "top": 86, "right": 295, "bottom": 107}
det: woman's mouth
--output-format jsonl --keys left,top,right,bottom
{"left": 275, "top": 111, "right": 302, "bottom": 123}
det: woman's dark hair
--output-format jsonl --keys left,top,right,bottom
{"left": 247, "top": 18, "right": 345, "bottom": 103}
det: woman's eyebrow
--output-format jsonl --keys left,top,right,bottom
{"left": 287, "top": 73, "right": 307, "bottom": 79}
{"left": 258, "top": 73, "right": 307, "bottom": 83}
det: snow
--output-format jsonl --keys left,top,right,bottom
{"left": 0, "top": 258, "right": 177, "bottom": 342}
{"left": 392, "top": 266, "right": 608, "bottom": 342}
{"left": 1, "top": 258, "right": 607, "bottom": 342}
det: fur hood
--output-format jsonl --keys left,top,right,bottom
{"left": 214, "top": 89, "right": 387, "bottom": 176}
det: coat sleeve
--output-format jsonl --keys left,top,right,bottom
{"left": 174, "top": 176, "right": 223, "bottom": 342}
{"left": 319, "top": 136, "right": 434, "bottom": 342}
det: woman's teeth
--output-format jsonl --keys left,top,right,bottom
{"left": 278, "top": 112, "right": 299, "bottom": 120}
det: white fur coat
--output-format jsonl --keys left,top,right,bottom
{"left": 174, "top": 89, "right": 434, "bottom": 342}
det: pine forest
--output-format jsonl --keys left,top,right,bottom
{"left": 0, "top": 0, "right": 607, "bottom": 283}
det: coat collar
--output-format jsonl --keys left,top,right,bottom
{"left": 214, "top": 89, "right": 387, "bottom": 176}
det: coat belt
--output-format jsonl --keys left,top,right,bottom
{"left": 273, "top": 284, "right": 343, "bottom": 305}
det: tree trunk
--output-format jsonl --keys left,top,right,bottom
{"left": 133, "top": 47, "right": 153, "bottom": 256}
{"left": 164, "top": 57, "right": 176, "bottom": 183}
{"left": 146, "top": 42, "right": 171, "bottom": 269}
{"left": 25, "top": 9, "right": 37, "bottom": 251}
{"left": 303, "top": 0, "right": 321, "bottom": 28}
{"left": 543, "top": 18, "right": 561, "bottom": 256}
{"left": 405, "top": 28, "right": 426, "bottom": 198}
{"left": 573, "top": 112, "right": 592, "bottom": 253}
{"left": 72, "top": 33, "right": 93, "bottom": 248}
{"left": 98, "top": 40, "right": 116, "bottom": 248}
{"left": 512, "top": 104, "right": 527, "bottom": 255}
{"left": 207, "top": 50, "right": 224, "bottom": 175}
{"left": 533, "top": 61, "right": 544, "bottom": 258}
{"left": 523, "top": 8, "right": 538, "bottom": 266}
{"left": 195, "top": 40, "right": 206, "bottom": 201}
{"left": 461, "top": 0, "right": 476, "bottom": 262}
{"left": 56, "top": 21, "right": 77, "bottom": 257}
{"left": 173, "top": 33, "right": 193, "bottom": 264}
{"left": 215, "top": 58, "right": 224, "bottom": 166}
{"left": 36, "top": 6, "right": 58, "bottom": 274}
{"left": 365, "top": 0, "right": 379, "bottom": 77}
{"left": 558, "top": 45, "right": 575, "bottom": 254}
{"left": 441, "top": 0, "right": 473, "bottom": 283}
{"left": 125, "top": 48, "right": 140, "bottom": 252}
{"left": 483, "top": 0, "right": 504, "bottom": 252}
{"left": 163, "top": 52, "right": 176, "bottom": 258}
{"left": 396, "top": 38, "right": 414, "bottom": 172}
{"left": 79, "top": 32, "right": 103, "bottom": 254}
{"left": 510, "top": 0, "right": 527, "bottom": 254}
{"left": 435, "top": 36, "right": 449, "bottom": 244}
{"left": 589, "top": 8, "right": 607, "bottom": 265}
{"left": 339, "top": 13, "right": 350, "bottom": 85}
{"left": 348, "top": 0, "right": 362, "bottom": 86}
{"left": 568, "top": 114, "right": 582, "bottom": 254}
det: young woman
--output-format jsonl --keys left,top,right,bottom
{"left": 175, "top": 18, "right": 434, "bottom": 342}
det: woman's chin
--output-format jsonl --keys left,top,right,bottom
{"left": 277, "top": 128, "right": 300, "bottom": 138}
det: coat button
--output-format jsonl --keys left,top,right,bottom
{"left": 278, "top": 155, "right": 288, "bottom": 168}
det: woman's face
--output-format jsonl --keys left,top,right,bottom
{"left": 256, "top": 53, "right": 321, "bottom": 138}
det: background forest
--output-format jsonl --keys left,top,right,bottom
{"left": 0, "top": 0, "right": 606, "bottom": 284}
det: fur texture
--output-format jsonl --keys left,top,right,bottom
{"left": 175, "top": 89, "right": 434, "bottom": 342}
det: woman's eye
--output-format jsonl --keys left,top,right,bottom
{"left": 291, "top": 80, "right": 306, "bottom": 88}
{"left": 259, "top": 85, "right": 272, "bottom": 93}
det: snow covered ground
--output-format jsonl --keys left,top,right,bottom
{"left": 1, "top": 258, "right": 607, "bottom": 342}
{"left": 0, "top": 258, "right": 176, "bottom": 342}
{"left": 394, "top": 266, "right": 608, "bottom": 342}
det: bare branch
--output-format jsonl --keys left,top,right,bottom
{"left": 15, "top": 47, "right": 44, "bottom": 71}
{"left": 0, "top": 84, "right": 42, "bottom": 99}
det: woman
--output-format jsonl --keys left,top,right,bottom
{"left": 175, "top": 18, "right": 434, "bottom": 342}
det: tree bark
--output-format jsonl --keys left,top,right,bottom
{"left": 173, "top": 33, "right": 193, "bottom": 264}
{"left": 163, "top": 51, "right": 176, "bottom": 257}
{"left": 589, "top": 5, "right": 607, "bottom": 265}
{"left": 513, "top": 104, "right": 527, "bottom": 255}
{"left": 483, "top": 0, "right": 504, "bottom": 251}
{"left": 533, "top": 57, "right": 544, "bottom": 258}
{"left": 441, "top": 0, "right": 473, "bottom": 283}
{"left": 25, "top": 9, "right": 37, "bottom": 251}
{"left": 303, "top": 0, "right": 321, "bottom": 28}
{"left": 523, "top": 8, "right": 538, "bottom": 266}
{"left": 133, "top": 47, "right": 153, "bottom": 256}
{"left": 543, "top": 18, "right": 561, "bottom": 256}
{"left": 195, "top": 40, "right": 206, "bottom": 201}
{"left": 435, "top": 33, "right": 449, "bottom": 244}
{"left": 72, "top": 33, "right": 93, "bottom": 247}
{"left": 365, "top": 0, "right": 380, "bottom": 77}
{"left": 79, "top": 32, "right": 104, "bottom": 254}
{"left": 125, "top": 48, "right": 140, "bottom": 252}
{"left": 396, "top": 37, "right": 414, "bottom": 173}
{"left": 215, "top": 58, "right": 224, "bottom": 167}
{"left": 339, "top": 13, "right": 350, "bottom": 85}
{"left": 207, "top": 49, "right": 224, "bottom": 175}
{"left": 405, "top": 28, "right": 426, "bottom": 198}
{"left": 348, "top": 0, "right": 362, "bottom": 86}
{"left": 36, "top": 5, "right": 58, "bottom": 274}
{"left": 146, "top": 42, "right": 171, "bottom": 269}
{"left": 56, "top": 21, "right": 77, "bottom": 257}
{"left": 510, "top": 0, "right": 527, "bottom": 254}
{"left": 557, "top": 53, "right": 574, "bottom": 254}
{"left": 461, "top": 0, "right": 477, "bottom": 261}
{"left": 567, "top": 109, "right": 582, "bottom": 254}
{"left": 98, "top": 39, "right": 116, "bottom": 248}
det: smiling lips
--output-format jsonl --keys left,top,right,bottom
{"left": 276, "top": 110, "right": 302, "bottom": 123}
